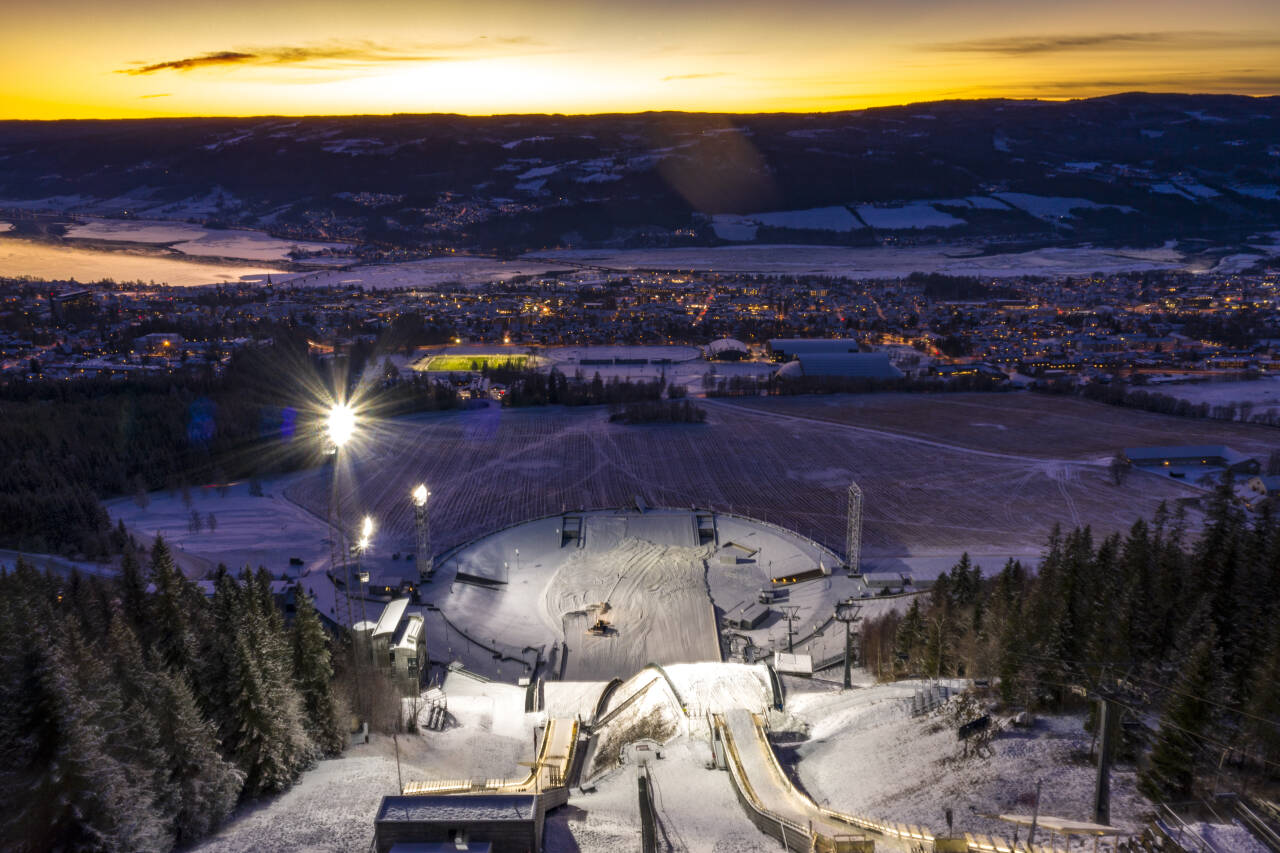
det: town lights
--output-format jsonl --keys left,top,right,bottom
{"left": 412, "top": 484, "right": 429, "bottom": 507}
{"left": 327, "top": 402, "right": 356, "bottom": 449}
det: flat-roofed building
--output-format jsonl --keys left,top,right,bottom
{"left": 374, "top": 794, "right": 540, "bottom": 853}
{"left": 1123, "top": 445, "right": 1259, "bottom": 475}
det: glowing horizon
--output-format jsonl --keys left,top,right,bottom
{"left": 3, "top": 0, "right": 1279, "bottom": 120}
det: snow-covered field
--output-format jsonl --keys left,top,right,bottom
{"left": 523, "top": 242, "right": 1199, "bottom": 278}
{"left": 1151, "top": 378, "right": 1280, "bottom": 419}
{"left": 106, "top": 474, "right": 332, "bottom": 582}
{"left": 784, "top": 682, "right": 1152, "bottom": 845}
{"left": 284, "top": 256, "right": 570, "bottom": 290}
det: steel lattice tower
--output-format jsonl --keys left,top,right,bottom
{"left": 845, "top": 481, "right": 863, "bottom": 573}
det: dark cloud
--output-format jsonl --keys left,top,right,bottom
{"left": 922, "top": 31, "right": 1280, "bottom": 56}
{"left": 126, "top": 51, "right": 256, "bottom": 74}
{"left": 120, "top": 38, "right": 539, "bottom": 75}
{"left": 662, "top": 72, "right": 730, "bottom": 81}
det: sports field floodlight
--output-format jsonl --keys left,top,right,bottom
{"left": 359, "top": 515, "right": 375, "bottom": 550}
{"left": 414, "top": 485, "right": 432, "bottom": 582}
{"left": 327, "top": 402, "right": 356, "bottom": 448}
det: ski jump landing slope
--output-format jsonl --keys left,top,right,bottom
{"left": 718, "top": 709, "right": 874, "bottom": 850}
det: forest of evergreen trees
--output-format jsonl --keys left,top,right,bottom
{"left": 0, "top": 538, "right": 347, "bottom": 852}
{"left": 861, "top": 478, "right": 1280, "bottom": 802}
{"left": 491, "top": 366, "right": 669, "bottom": 407}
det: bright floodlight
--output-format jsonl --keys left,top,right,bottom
{"left": 412, "top": 484, "right": 429, "bottom": 506}
{"left": 327, "top": 403, "right": 356, "bottom": 448}
{"left": 361, "top": 515, "right": 375, "bottom": 539}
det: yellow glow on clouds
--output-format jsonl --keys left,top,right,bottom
{"left": 2, "top": 0, "right": 1279, "bottom": 118}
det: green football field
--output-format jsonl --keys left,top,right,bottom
{"left": 423, "top": 354, "right": 530, "bottom": 372}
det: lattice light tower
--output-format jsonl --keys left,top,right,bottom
{"left": 413, "top": 484, "right": 432, "bottom": 582}
{"left": 845, "top": 481, "right": 863, "bottom": 574}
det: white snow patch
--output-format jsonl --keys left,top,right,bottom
{"left": 751, "top": 206, "right": 864, "bottom": 232}
{"left": 1232, "top": 185, "right": 1280, "bottom": 200}
{"left": 517, "top": 164, "right": 560, "bottom": 180}
{"left": 787, "top": 683, "right": 1152, "bottom": 842}
{"left": 1180, "top": 821, "right": 1269, "bottom": 853}
{"left": 711, "top": 215, "right": 758, "bottom": 241}
{"left": 502, "top": 136, "right": 552, "bottom": 149}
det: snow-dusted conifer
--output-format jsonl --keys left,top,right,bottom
{"left": 148, "top": 535, "right": 199, "bottom": 675}
{"left": 5, "top": 627, "right": 170, "bottom": 852}
{"left": 1139, "top": 619, "right": 1221, "bottom": 802}
{"left": 155, "top": 670, "right": 244, "bottom": 843}
{"left": 291, "top": 587, "right": 346, "bottom": 756}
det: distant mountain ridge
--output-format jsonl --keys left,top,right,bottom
{"left": 1, "top": 93, "right": 1277, "bottom": 254}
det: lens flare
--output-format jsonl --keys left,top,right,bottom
{"left": 327, "top": 402, "right": 356, "bottom": 448}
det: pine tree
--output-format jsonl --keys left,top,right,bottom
{"left": 291, "top": 589, "right": 346, "bottom": 756}
{"left": 894, "top": 599, "right": 926, "bottom": 674}
{"left": 1139, "top": 623, "right": 1221, "bottom": 802}
{"left": 219, "top": 573, "right": 315, "bottom": 796}
{"left": 147, "top": 535, "right": 201, "bottom": 676}
{"left": 1243, "top": 619, "right": 1280, "bottom": 771}
{"left": 154, "top": 671, "right": 244, "bottom": 844}
{"left": 118, "top": 547, "right": 148, "bottom": 632}
{"left": 3, "top": 626, "right": 170, "bottom": 852}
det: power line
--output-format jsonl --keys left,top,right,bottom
{"left": 1000, "top": 649, "right": 1280, "bottom": 733}
{"left": 1013, "top": 672, "right": 1280, "bottom": 772}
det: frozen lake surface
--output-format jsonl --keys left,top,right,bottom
{"left": 65, "top": 217, "right": 346, "bottom": 261}
{"left": 0, "top": 237, "right": 286, "bottom": 286}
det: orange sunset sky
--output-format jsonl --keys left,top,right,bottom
{"left": 3, "top": 0, "right": 1279, "bottom": 119}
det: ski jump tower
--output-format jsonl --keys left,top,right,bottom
{"left": 412, "top": 484, "right": 432, "bottom": 582}
{"left": 845, "top": 481, "right": 863, "bottom": 574}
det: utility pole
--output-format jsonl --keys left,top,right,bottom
{"left": 1028, "top": 778, "right": 1043, "bottom": 846}
{"left": 1094, "top": 696, "right": 1119, "bottom": 825}
{"left": 781, "top": 606, "right": 801, "bottom": 653}
{"left": 834, "top": 601, "right": 861, "bottom": 690}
